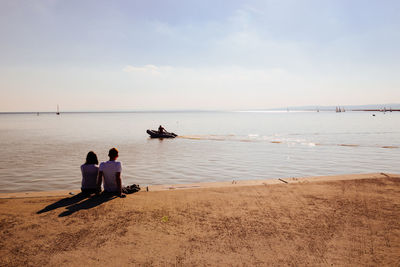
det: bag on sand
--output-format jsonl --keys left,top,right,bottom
{"left": 122, "top": 184, "right": 141, "bottom": 194}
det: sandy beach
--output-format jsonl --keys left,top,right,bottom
{"left": 1, "top": 173, "right": 399, "bottom": 266}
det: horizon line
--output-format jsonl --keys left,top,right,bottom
{"left": 1, "top": 103, "right": 399, "bottom": 114}
{"left": 2, "top": 103, "right": 400, "bottom": 114}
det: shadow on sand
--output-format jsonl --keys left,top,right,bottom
{"left": 37, "top": 192, "right": 118, "bottom": 217}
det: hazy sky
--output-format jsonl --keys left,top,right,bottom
{"left": 0, "top": 0, "right": 399, "bottom": 111}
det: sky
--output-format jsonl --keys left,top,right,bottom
{"left": 0, "top": 0, "right": 399, "bottom": 112}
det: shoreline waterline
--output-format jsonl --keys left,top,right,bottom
{"left": 1, "top": 172, "right": 397, "bottom": 199}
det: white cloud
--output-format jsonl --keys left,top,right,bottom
{"left": 123, "top": 64, "right": 173, "bottom": 75}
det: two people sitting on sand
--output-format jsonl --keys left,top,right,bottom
{"left": 80, "top": 148, "right": 139, "bottom": 198}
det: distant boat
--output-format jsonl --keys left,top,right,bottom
{"left": 336, "top": 106, "right": 345, "bottom": 113}
{"left": 56, "top": 105, "right": 60, "bottom": 115}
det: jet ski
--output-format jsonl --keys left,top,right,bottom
{"left": 146, "top": 129, "right": 178, "bottom": 138}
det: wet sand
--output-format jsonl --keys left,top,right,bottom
{"left": 1, "top": 173, "right": 399, "bottom": 266}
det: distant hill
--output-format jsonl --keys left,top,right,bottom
{"left": 271, "top": 104, "right": 400, "bottom": 111}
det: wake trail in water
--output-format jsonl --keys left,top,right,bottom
{"left": 177, "top": 135, "right": 399, "bottom": 149}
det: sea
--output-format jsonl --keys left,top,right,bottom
{"left": 0, "top": 111, "right": 399, "bottom": 193}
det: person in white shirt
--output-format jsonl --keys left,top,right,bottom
{"left": 80, "top": 151, "right": 100, "bottom": 195}
{"left": 98, "top": 148, "right": 125, "bottom": 197}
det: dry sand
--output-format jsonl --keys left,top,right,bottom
{"left": 1, "top": 173, "right": 399, "bottom": 266}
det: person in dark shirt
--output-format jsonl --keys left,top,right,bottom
{"left": 158, "top": 125, "right": 166, "bottom": 134}
{"left": 80, "top": 151, "right": 100, "bottom": 195}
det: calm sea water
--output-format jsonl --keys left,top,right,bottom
{"left": 0, "top": 111, "right": 399, "bottom": 193}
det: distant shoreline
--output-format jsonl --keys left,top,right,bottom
{"left": 1, "top": 109, "right": 400, "bottom": 114}
{"left": 1, "top": 103, "right": 400, "bottom": 114}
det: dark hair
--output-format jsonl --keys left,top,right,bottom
{"left": 85, "top": 151, "right": 98, "bottom": 165}
{"left": 108, "top": 147, "right": 119, "bottom": 158}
